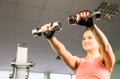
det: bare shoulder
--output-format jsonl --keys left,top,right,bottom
{"left": 73, "top": 56, "right": 85, "bottom": 64}
{"left": 72, "top": 56, "right": 84, "bottom": 73}
{"left": 73, "top": 56, "right": 80, "bottom": 62}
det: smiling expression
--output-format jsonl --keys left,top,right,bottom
{"left": 82, "top": 30, "right": 99, "bottom": 51}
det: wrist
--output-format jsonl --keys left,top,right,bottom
{"left": 77, "top": 17, "right": 94, "bottom": 28}
{"left": 85, "top": 18, "right": 94, "bottom": 28}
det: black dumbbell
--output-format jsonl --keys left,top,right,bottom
{"left": 68, "top": 11, "right": 102, "bottom": 25}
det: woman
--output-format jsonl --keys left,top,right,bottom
{"left": 40, "top": 10, "right": 115, "bottom": 79}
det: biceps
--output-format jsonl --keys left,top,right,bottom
{"left": 61, "top": 55, "right": 79, "bottom": 71}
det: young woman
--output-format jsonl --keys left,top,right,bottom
{"left": 40, "top": 10, "right": 115, "bottom": 79}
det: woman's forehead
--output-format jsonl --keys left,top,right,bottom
{"left": 83, "top": 30, "right": 92, "bottom": 35}
{"left": 82, "top": 30, "right": 95, "bottom": 38}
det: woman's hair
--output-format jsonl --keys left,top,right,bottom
{"left": 83, "top": 28, "right": 91, "bottom": 34}
{"left": 82, "top": 28, "right": 91, "bottom": 40}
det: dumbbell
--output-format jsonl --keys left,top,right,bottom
{"left": 32, "top": 21, "right": 62, "bottom": 38}
{"left": 68, "top": 11, "right": 102, "bottom": 25}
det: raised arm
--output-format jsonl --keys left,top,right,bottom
{"left": 89, "top": 25, "right": 115, "bottom": 72}
{"left": 75, "top": 10, "right": 115, "bottom": 72}
{"left": 41, "top": 23, "right": 80, "bottom": 72}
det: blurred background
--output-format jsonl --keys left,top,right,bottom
{"left": 0, "top": 0, "right": 120, "bottom": 79}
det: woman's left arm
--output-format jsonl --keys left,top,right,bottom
{"left": 90, "top": 24, "right": 115, "bottom": 72}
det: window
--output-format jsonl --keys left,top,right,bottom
{"left": 72, "top": 75, "right": 76, "bottom": 79}
{"left": 0, "top": 71, "right": 44, "bottom": 79}
{"left": 29, "top": 72, "right": 44, "bottom": 79}
{"left": 0, "top": 71, "right": 11, "bottom": 79}
{"left": 50, "top": 73, "right": 71, "bottom": 79}
{"left": 0, "top": 70, "right": 75, "bottom": 79}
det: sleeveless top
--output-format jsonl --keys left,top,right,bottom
{"left": 76, "top": 57, "right": 111, "bottom": 79}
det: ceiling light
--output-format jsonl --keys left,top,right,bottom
{"left": 95, "top": 2, "right": 120, "bottom": 20}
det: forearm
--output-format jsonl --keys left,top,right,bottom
{"left": 90, "top": 24, "right": 110, "bottom": 48}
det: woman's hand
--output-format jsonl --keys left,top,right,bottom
{"left": 41, "top": 23, "right": 54, "bottom": 33}
{"left": 41, "top": 23, "right": 55, "bottom": 39}
{"left": 76, "top": 10, "right": 94, "bottom": 28}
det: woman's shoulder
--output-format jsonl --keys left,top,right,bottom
{"left": 73, "top": 56, "right": 85, "bottom": 65}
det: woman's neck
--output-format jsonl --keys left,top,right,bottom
{"left": 85, "top": 49, "right": 101, "bottom": 60}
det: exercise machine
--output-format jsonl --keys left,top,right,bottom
{"left": 9, "top": 43, "right": 35, "bottom": 79}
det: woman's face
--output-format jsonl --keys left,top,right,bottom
{"left": 82, "top": 30, "right": 99, "bottom": 51}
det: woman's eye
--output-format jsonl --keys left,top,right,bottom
{"left": 82, "top": 37, "right": 85, "bottom": 40}
{"left": 88, "top": 36, "right": 93, "bottom": 39}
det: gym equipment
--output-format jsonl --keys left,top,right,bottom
{"left": 32, "top": 21, "right": 62, "bottom": 38}
{"left": 9, "top": 43, "right": 35, "bottom": 79}
{"left": 68, "top": 11, "right": 101, "bottom": 25}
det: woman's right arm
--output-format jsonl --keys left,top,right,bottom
{"left": 41, "top": 23, "right": 80, "bottom": 72}
{"left": 48, "top": 36, "right": 79, "bottom": 72}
